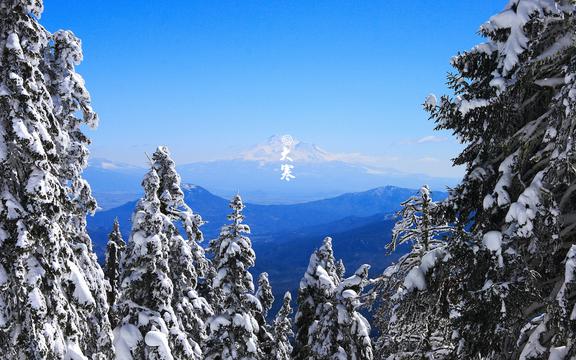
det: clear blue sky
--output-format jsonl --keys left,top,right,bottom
{"left": 41, "top": 0, "right": 503, "bottom": 177}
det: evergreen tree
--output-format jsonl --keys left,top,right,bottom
{"left": 376, "top": 1, "right": 576, "bottom": 358}
{"left": 375, "top": 186, "right": 453, "bottom": 358}
{"left": 256, "top": 272, "right": 274, "bottom": 318}
{"left": 272, "top": 292, "right": 294, "bottom": 360}
{"left": 293, "top": 237, "right": 341, "bottom": 360}
{"left": 255, "top": 272, "right": 275, "bottom": 355}
{"left": 0, "top": 1, "right": 113, "bottom": 357}
{"left": 204, "top": 195, "right": 263, "bottom": 360}
{"left": 104, "top": 218, "right": 125, "bottom": 325}
{"left": 309, "top": 264, "right": 373, "bottom": 360}
{"left": 151, "top": 146, "right": 213, "bottom": 348}
{"left": 114, "top": 167, "right": 201, "bottom": 360}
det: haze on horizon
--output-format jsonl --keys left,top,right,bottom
{"left": 41, "top": 0, "right": 503, "bottom": 178}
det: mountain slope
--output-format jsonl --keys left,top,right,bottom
{"left": 87, "top": 185, "right": 446, "bottom": 257}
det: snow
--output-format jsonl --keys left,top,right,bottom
{"left": 493, "top": 151, "right": 518, "bottom": 207}
{"left": 519, "top": 318, "right": 547, "bottom": 360}
{"left": 12, "top": 118, "right": 33, "bottom": 142}
{"left": 233, "top": 313, "right": 254, "bottom": 333}
{"left": 145, "top": 330, "right": 173, "bottom": 360}
{"left": 66, "top": 261, "right": 95, "bottom": 305}
{"left": 113, "top": 324, "right": 143, "bottom": 360}
{"left": 534, "top": 77, "right": 565, "bottom": 87}
{"left": 505, "top": 171, "right": 544, "bottom": 237}
{"left": 481, "top": 0, "right": 554, "bottom": 76}
{"left": 316, "top": 265, "right": 336, "bottom": 289}
{"left": 424, "top": 94, "right": 437, "bottom": 108}
{"left": 403, "top": 266, "right": 426, "bottom": 292}
{"left": 556, "top": 245, "right": 576, "bottom": 311}
{"left": 549, "top": 346, "right": 567, "bottom": 360}
{"left": 483, "top": 231, "right": 502, "bottom": 252}
{"left": 0, "top": 264, "right": 7, "bottom": 286}
{"left": 246, "top": 338, "right": 257, "bottom": 353}
{"left": 28, "top": 287, "right": 46, "bottom": 311}
{"left": 5, "top": 33, "right": 22, "bottom": 52}
{"left": 64, "top": 342, "right": 88, "bottom": 360}
{"left": 209, "top": 315, "right": 231, "bottom": 333}
{"left": 458, "top": 98, "right": 490, "bottom": 116}
{"left": 483, "top": 231, "right": 504, "bottom": 267}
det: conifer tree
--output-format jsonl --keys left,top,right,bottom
{"left": 256, "top": 272, "right": 274, "bottom": 318}
{"left": 204, "top": 195, "right": 263, "bottom": 360}
{"left": 308, "top": 264, "right": 373, "bottom": 360}
{"left": 151, "top": 146, "right": 212, "bottom": 348}
{"left": 293, "top": 237, "right": 341, "bottom": 360}
{"left": 255, "top": 272, "right": 275, "bottom": 355}
{"left": 104, "top": 218, "right": 125, "bottom": 325}
{"left": 376, "top": 1, "right": 576, "bottom": 358}
{"left": 375, "top": 186, "right": 453, "bottom": 358}
{"left": 272, "top": 292, "right": 294, "bottom": 360}
{"left": 0, "top": 1, "right": 113, "bottom": 357}
{"left": 114, "top": 168, "right": 201, "bottom": 360}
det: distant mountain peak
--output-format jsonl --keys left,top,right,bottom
{"left": 238, "top": 135, "right": 338, "bottom": 164}
{"left": 88, "top": 158, "right": 145, "bottom": 171}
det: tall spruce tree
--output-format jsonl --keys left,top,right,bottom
{"left": 151, "top": 146, "right": 212, "bottom": 349}
{"left": 204, "top": 195, "right": 264, "bottom": 360}
{"left": 114, "top": 167, "right": 201, "bottom": 360}
{"left": 104, "top": 218, "right": 125, "bottom": 325}
{"left": 0, "top": 1, "right": 113, "bottom": 358}
{"left": 255, "top": 272, "right": 275, "bottom": 355}
{"left": 375, "top": 186, "right": 454, "bottom": 359}
{"left": 376, "top": 1, "right": 576, "bottom": 359}
{"left": 308, "top": 264, "right": 373, "bottom": 360}
{"left": 272, "top": 292, "right": 294, "bottom": 360}
{"left": 293, "top": 237, "right": 341, "bottom": 360}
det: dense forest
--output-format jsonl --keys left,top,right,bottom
{"left": 1, "top": 0, "right": 576, "bottom": 359}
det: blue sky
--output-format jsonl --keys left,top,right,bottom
{"left": 41, "top": 0, "right": 503, "bottom": 177}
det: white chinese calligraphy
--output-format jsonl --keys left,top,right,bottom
{"left": 280, "top": 135, "right": 295, "bottom": 181}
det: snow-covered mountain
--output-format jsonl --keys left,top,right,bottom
{"left": 238, "top": 135, "right": 337, "bottom": 163}
{"left": 86, "top": 135, "right": 458, "bottom": 208}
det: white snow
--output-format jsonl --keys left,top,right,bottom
{"left": 28, "top": 287, "right": 46, "bottom": 311}
{"left": 483, "top": 231, "right": 504, "bottom": 267}
{"left": 0, "top": 264, "right": 7, "bottom": 286}
{"left": 145, "top": 330, "right": 173, "bottom": 360}
{"left": 549, "top": 346, "right": 567, "bottom": 360}
{"left": 209, "top": 315, "right": 231, "bottom": 332}
{"left": 113, "top": 324, "right": 143, "bottom": 360}
{"left": 459, "top": 98, "right": 490, "bottom": 116}
{"left": 5, "top": 33, "right": 22, "bottom": 52}
{"left": 64, "top": 341, "right": 88, "bottom": 360}
{"left": 424, "top": 94, "right": 437, "bottom": 108}
{"left": 483, "top": 231, "right": 502, "bottom": 252}
{"left": 519, "top": 318, "right": 547, "bottom": 360}
{"left": 482, "top": 0, "right": 554, "bottom": 76}
{"left": 12, "top": 118, "right": 33, "bottom": 142}
{"left": 505, "top": 171, "right": 544, "bottom": 237}
{"left": 403, "top": 266, "right": 426, "bottom": 292}
{"left": 66, "top": 261, "right": 95, "bottom": 306}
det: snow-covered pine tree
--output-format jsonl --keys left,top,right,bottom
{"left": 272, "top": 292, "right": 294, "bottom": 360}
{"left": 114, "top": 167, "right": 201, "bottom": 360}
{"left": 104, "top": 218, "right": 125, "bottom": 325}
{"left": 256, "top": 272, "right": 274, "bottom": 318}
{"left": 308, "top": 264, "right": 374, "bottom": 360}
{"left": 204, "top": 195, "right": 263, "bottom": 360}
{"left": 293, "top": 236, "right": 341, "bottom": 360}
{"left": 375, "top": 186, "right": 454, "bottom": 359}
{"left": 415, "top": 1, "right": 576, "bottom": 358}
{"left": 150, "top": 146, "right": 213, "bottom": 349}
{"left": 0, "top": 1, "right": 114, "bottom": 358}
{"left": 255, "top": 272, "right": 275, "bottom": 355}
